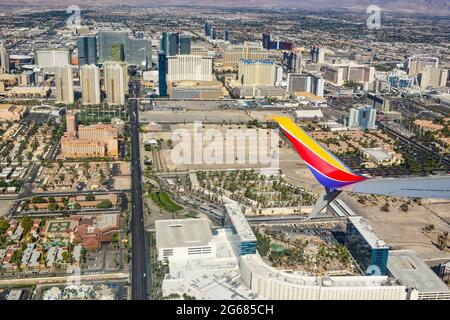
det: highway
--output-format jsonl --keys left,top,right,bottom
{"left": 247, "top": 215, "right": 344, "bottom": 225}
{"left": 0, "top": 272, "right": 129, "bottom": 287}
{"left": 378, "top": 122, "right": 450, "bottom": 167}
{"left": 129, "top": 80, "right": 150, "bottom": 300}
{"left": 15, "top": 189, "right": 130, "bottom": 201}
{"left": 9, "top": 189, "right": 130, "bottom": 218}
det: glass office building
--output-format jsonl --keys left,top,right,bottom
{"left": 168, "top": 33, "right": 179, "bottom": 56}
{"left": 160, "top": 32, "right": 179, "bottom": 56}
{"left": 223, "top": 204, "right": 257, "bottom": 256}
{"left": 204, "top": 21, "right": 213, "bottom": 37}
{"left": 179, "top": 35, "right": 191, "bottom": 55}
{"left": 158, "top": 51, "right": 167, "bottom": 97}
{"left": 77, "top": 36, "right": 97, "bottom": 66}
{"left": 224, "top": 29, "right": 229, "bottom": 41}
{"left": 240, "top": 241, "right": 257, "bottom": 255}
{"left": 262, "top": 33, "right": 271, "bottom": 49}
{"left": 388, "top": 74, "right": 413, "bottom": 89}
{"left": 111, "top": 42, "right": 125, "bottom": 62}
{"left": 98, "top": 31, "right": 151, "bottom": 67}
{"left": 160, "top": 32, "right": 168, "bottom": 54}
{"left": 345, "top": 216, "right": 389, "bottom": 275}
{"left": 127, "top": 38, "right": 152, "bottom": 67}
{"left": 98, "top": 31, "right": 128, "bottom": 62}
{"left": 347, "top": 105, "right": 377, "bottom": 130}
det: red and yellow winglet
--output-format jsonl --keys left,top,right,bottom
{"left": 270, "top": 116, "right": 367, "bottom": 189}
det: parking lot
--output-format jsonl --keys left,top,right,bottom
{"left": 267, "top": 222, "right": 346, "bottom": 244}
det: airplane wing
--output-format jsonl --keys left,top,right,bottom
{"left": 270, "top": 116, "right": 367, "bottom": 189}
{"left": 338, "top": 175, "right": 450, "bottom": 199}
{"left": 270, "top": 116, "right": 450, "bottom": 201}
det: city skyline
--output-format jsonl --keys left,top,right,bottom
{"left": 0, "top": 2, "right": 448, "bottom": 304}
{"left": 0, "top": 0, "right": 449, "bottom": 14}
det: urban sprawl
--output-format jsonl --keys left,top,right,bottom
{"left": 0, "top": 5, "right": 448, "bottom": 301}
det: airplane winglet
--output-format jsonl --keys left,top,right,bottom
{"left": 270, "top": 116, "right": 367, "bottom": 189}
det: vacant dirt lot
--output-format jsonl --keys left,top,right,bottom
{"left": 341, "top": 194, "right": 450, "bottom": 260}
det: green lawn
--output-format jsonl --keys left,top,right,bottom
{"left": 271, "top": 243, "right": 285, "bottom": 254}
{"left": 150, "top": 191, "right": 182, "bottom": 212}
{"left": 76, "top": 105, "right": 127, "bottom": 125}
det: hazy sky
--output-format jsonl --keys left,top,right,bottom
{"left": 2, "top": 0, "right": 449, "bottom": 14}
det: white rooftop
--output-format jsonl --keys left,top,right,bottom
{"left": 9, "top": 54, "right": 33, "bottom": 60}
{"left": 156, "top": 218, "right": 213, "bottom": 249}
{"left": 224, "top": 203, "right": 257, "bottom": 243}
{"left": 348, "top": 216, "right": 388, "bottom": 249}
{"left": 363, "top": 148, "right": 391, "bottom": 162}
{"left": 73, "top": 245, "right": 82, "bottom": 262}
{"left": 387, "top": 250, "right": 450, "bottom": 293}
{"left": 295, "top": 110, "right": 324, "bottom": 118}
{"left": 7, "top": 289, "right": 23, "bottom": 300}
{"left": 96, "top": 213, "right": 119, "bottom": 230}
{"left": 161, "top": 228, "right": 257, "bottom": 300}
{"left": 164, "top": 269, "right": 259, "bottom": 300}
{"left": 241, "top": 253, "right": 393, "bottom": 288}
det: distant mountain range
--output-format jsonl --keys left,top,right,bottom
{"left": 3, "top": 0, "right": 449, "bottom": 14}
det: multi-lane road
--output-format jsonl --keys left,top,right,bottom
{"left": 378, "top": 122, "right": 450, "bottom": 167}
{"left": 129, "top": 80, "right": 150, "bottom": 300}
